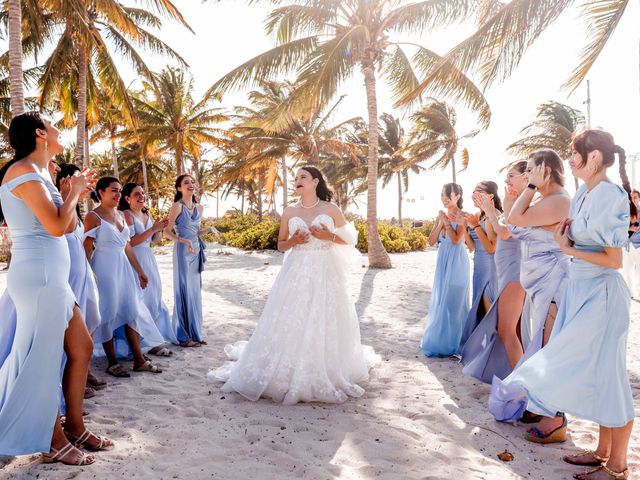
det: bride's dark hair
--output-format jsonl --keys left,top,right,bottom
{"left": 300, "top": 166, "right": 333, "bottom": 202}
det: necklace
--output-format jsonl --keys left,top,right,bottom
{"left": 300, "top": 197, "right": 320, "bottom": 209}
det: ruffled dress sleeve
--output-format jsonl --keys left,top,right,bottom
{"left": 583, "top": 183, "right": 630, "bottom": 248}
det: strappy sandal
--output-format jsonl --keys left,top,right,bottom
{"left": 65, "top": 429, "right": 114, "bottom": 452}
{"left": 574, "top": 465, "right": 629, "bottom": 479}
{"left": 180, "top": 340, "right": 201, "bottom": 348}
{"left": 42, "top": 442, "right": 95, "bottom": 465}
{"left": 106, "top": 364, "right": 130, "bottom": 378}
{"left": 133, "top": 360, "right": 162, "bottom": 373}
{"left": 525, "top": 413, "right": 567, "bottom": 444}
{"left": 564, "top": 450, "right": 610, "bottom": 467}
{"left": 84, "top": 386, "right": 96, "bottom": 399}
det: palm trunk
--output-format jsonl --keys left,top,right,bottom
{"left": 257, "top": 173, "right": 263, "bottom": 222}
{"left": 84, "top": 126, "right": 90, "bottom": 164}
{"left": 397, "top": 172, "right": 403, "bottom": 227}
{"left": 8, "top": 0, "right": 24, "bottom": 117}
{"left": 111, "top": 135, "right": 119, "bottom": 178}
{"left": 281, "top": 155, "right": 288, "bottom": 212}
{"left": 141, "top": 156, "right": 149, "bottom": 193}
{"left": 451, "top": 156, "right": 457, "bottom": 184}
{"left": 75, "top": 46, "right": 88, "bottom": 166}
{"left": 362, "top": 62, "right": 391, "bottom": 268}
{"left": 176, "top": 139, "right": 183, "bottom": 175}
{"left": 216, "top": 187, "right": 220, "bottom": 218}
{"left": 240, "top": 180, "right": 245, "bottom": 214}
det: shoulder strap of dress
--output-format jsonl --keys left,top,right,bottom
{"left": 1, "top": 172, "right": 45, "bottom": 192}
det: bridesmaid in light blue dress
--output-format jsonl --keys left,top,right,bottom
{"left": 84, "top": 177, "right": 164, "bottom": 377}
{"left": 460, "top": 181, "right": 500, "bottom": 346}
{"left": 119, "top": 183, "right": 177, "bottom": 347}
{"left": 420, "top": 183, "right": 471, "bottom": 357}
{"left": 489, "top": 131, "right": 634, "bottom": 480}
{"left": 164, "top": 174, "right": 217, "bottom": 347}
{"left": 461, "top": 165, "right": 529, "bottom": 382}
{"left": 0, "top": 112, "right": 109, "bottom": 464}
{"left": 488, "top": 150, "right": 570, "bottom": 424}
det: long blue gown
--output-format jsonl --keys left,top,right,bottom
{"left": 460, "top": 219, "right": 498, "bottom": 346}
{"left": 489, "top": 183, "right": 634, "bottom": 427}
{"left": 67, "top": 222, "right": 101, "bottom": 335}
{"left": 86, "top": 213, "right": 164, "bottom": 358}
{"left": 461, "top": 224, "right": 524, "bottom": 382}
{"left": 173, "top": 203, "right": 206, "bottom": 343}
{"left": 420, "top": 224, "right": 471, "bottom": 357}
{"left": 0, "top": 172, "right": 76, "bottom": 455}
{"left": 130, "top": 215, "right": 177, "bottom": 344}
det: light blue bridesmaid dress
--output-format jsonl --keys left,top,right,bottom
{"left": 461, "top": 224, "right": 524, "bottom": 382}
{"left": 460, "top": 219, "right": 498, "bottom": 346}
{"left": 173, "top": 203, "right": 206, "bottom": 343}
{"left": 67, "top": 222, "right": 101, "bottom": 335}
{"left": 420, "top": 224, "right": 471, "bottom": 357}
{"left": 0, "top": 172, "right": 75, "bottom": 455}
{"left": 130, "top": 214, "right": 177, "bottom": 344}
{"left": 489, "top": 183, "right": 633, "bottom": 427}
{"left": 86, "top": 213, "right": 164, "bottom": 358}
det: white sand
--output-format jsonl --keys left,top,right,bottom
{"left": 0, "top": 246, "right": 639, "bottom": 479}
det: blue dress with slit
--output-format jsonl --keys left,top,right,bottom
{"left": 0, "top": 172, "right": 75, "bottom": 455}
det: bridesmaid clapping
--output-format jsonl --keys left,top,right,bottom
{"left": 420, "top": 183, "right": 471, "bottom": 357}
{"left": 119, "top": 183, "right": 176, "bottom": 350}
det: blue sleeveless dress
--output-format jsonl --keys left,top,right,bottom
{"left": 173, "top": 204, "right": 206, "bottom": 343}
{"left": 130, "top": 214, "right": 177, "bottom": 344}
{"left": 67, "top": 222, "right": 101, "bottom": 335}
{"left": 86, "top": 213, "right": 164, "bottom": 357}
{"left": 489, "top": 183, "right": 633, "bottom": 426}
{"left": 0, "top": 172, "right": 75, "bottom": 455}
{"left": 420, "top": 224, "right": 471, "bottom": 356}
{"left": 461, "top": 225, "right": 524, "bottom": 382}
{"left": 460, "top": 219, "right": 498, "bottom": 346}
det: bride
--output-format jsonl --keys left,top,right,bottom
{"left": 207, "top": 166, "right": 379, "bottom": 404}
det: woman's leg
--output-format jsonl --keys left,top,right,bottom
{"left": 542, "top": 302, "right": 558, "bottom": 347}
{"left": 103, "top": 339, "right": 117, "bottom": 367}
{"left": 124, "top": 325, "right": 148, "bottom": 369}
{"left": 61, "top": 307, "right": 92, "bottom": 437}
{"left": 497, "top": 281, "right": 526, "bottom": 368}
{"left": 607, "top": 421, "right": 633, "bottom": 473}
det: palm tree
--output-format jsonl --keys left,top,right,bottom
{"left": 208, "top": 0, "right": 490, "bottom": 268}
{"left": 227, "top": 80, "right": 363, "bottom": 213}
{"left": 405, "top": 98, "right": 477, "bottom": 183}
{"left": 132, "top": 67, "right": 228, "bottom": 176}
{"left": 36, "top": 0, "right": 191, "bottom": 166}
{"left": 7, "top": 0, "right": 25, "bottom": 116}
{"left": 422, "top": 1, "right": 633, "bottom": 93}
{"left": 507, "top": 101, "right": 586, "bottom": 188}
{"left": 377, "top": 113, "right": 426, "bottom": 227}
{"left": 91, "top": 89, "right": 128, "bottom": 178}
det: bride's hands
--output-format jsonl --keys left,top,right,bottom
{"left": 290, "top": 229, "right": 310, "bottom": 245}
{"left": 309, "top": 223, "right": 334, "bottom": 241}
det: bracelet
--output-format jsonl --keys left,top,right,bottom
{"left": 527, "top": 183, "right": 538, "bottom": 190}
{"left": 472, "top": 225, "right": 481, "bottom": 230}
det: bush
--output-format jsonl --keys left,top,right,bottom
{"left": 209, "top": 212, "right": 434, "bottom": 253}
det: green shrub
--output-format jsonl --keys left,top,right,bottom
{"left": 206, "top": 212, "right": 434, "bottom": 253}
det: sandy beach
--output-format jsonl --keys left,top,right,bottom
{"left": 1, "top": 245, "right": 638, "bottom": 479}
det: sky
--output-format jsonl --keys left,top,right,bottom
{"left": 8, "top": 1, "right": 640, "bottom": 219}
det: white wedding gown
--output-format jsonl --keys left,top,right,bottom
{"left": 207, "top": 214, "right": 380, "bottom": 405}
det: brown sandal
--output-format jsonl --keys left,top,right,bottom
{"left": 574, "top": 465, "right": 629, "bottom": 479}
{"left": 133, "top": 360, "right": 162, "bottom": 373}
{"left": 106, "top": 363, "right": 130, "bottom": 378}
{"left": 564, "top": 450, "right": 609, "bottom": 467}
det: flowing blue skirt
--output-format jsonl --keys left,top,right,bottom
{"left": 134, "top": 244, "right": 177, "bottom": 344}
{"left": 421, "top": 241, "right": 471, "bottom": 357}
{"left": 173, "top": 240, "right": 204, "bottom": 343}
